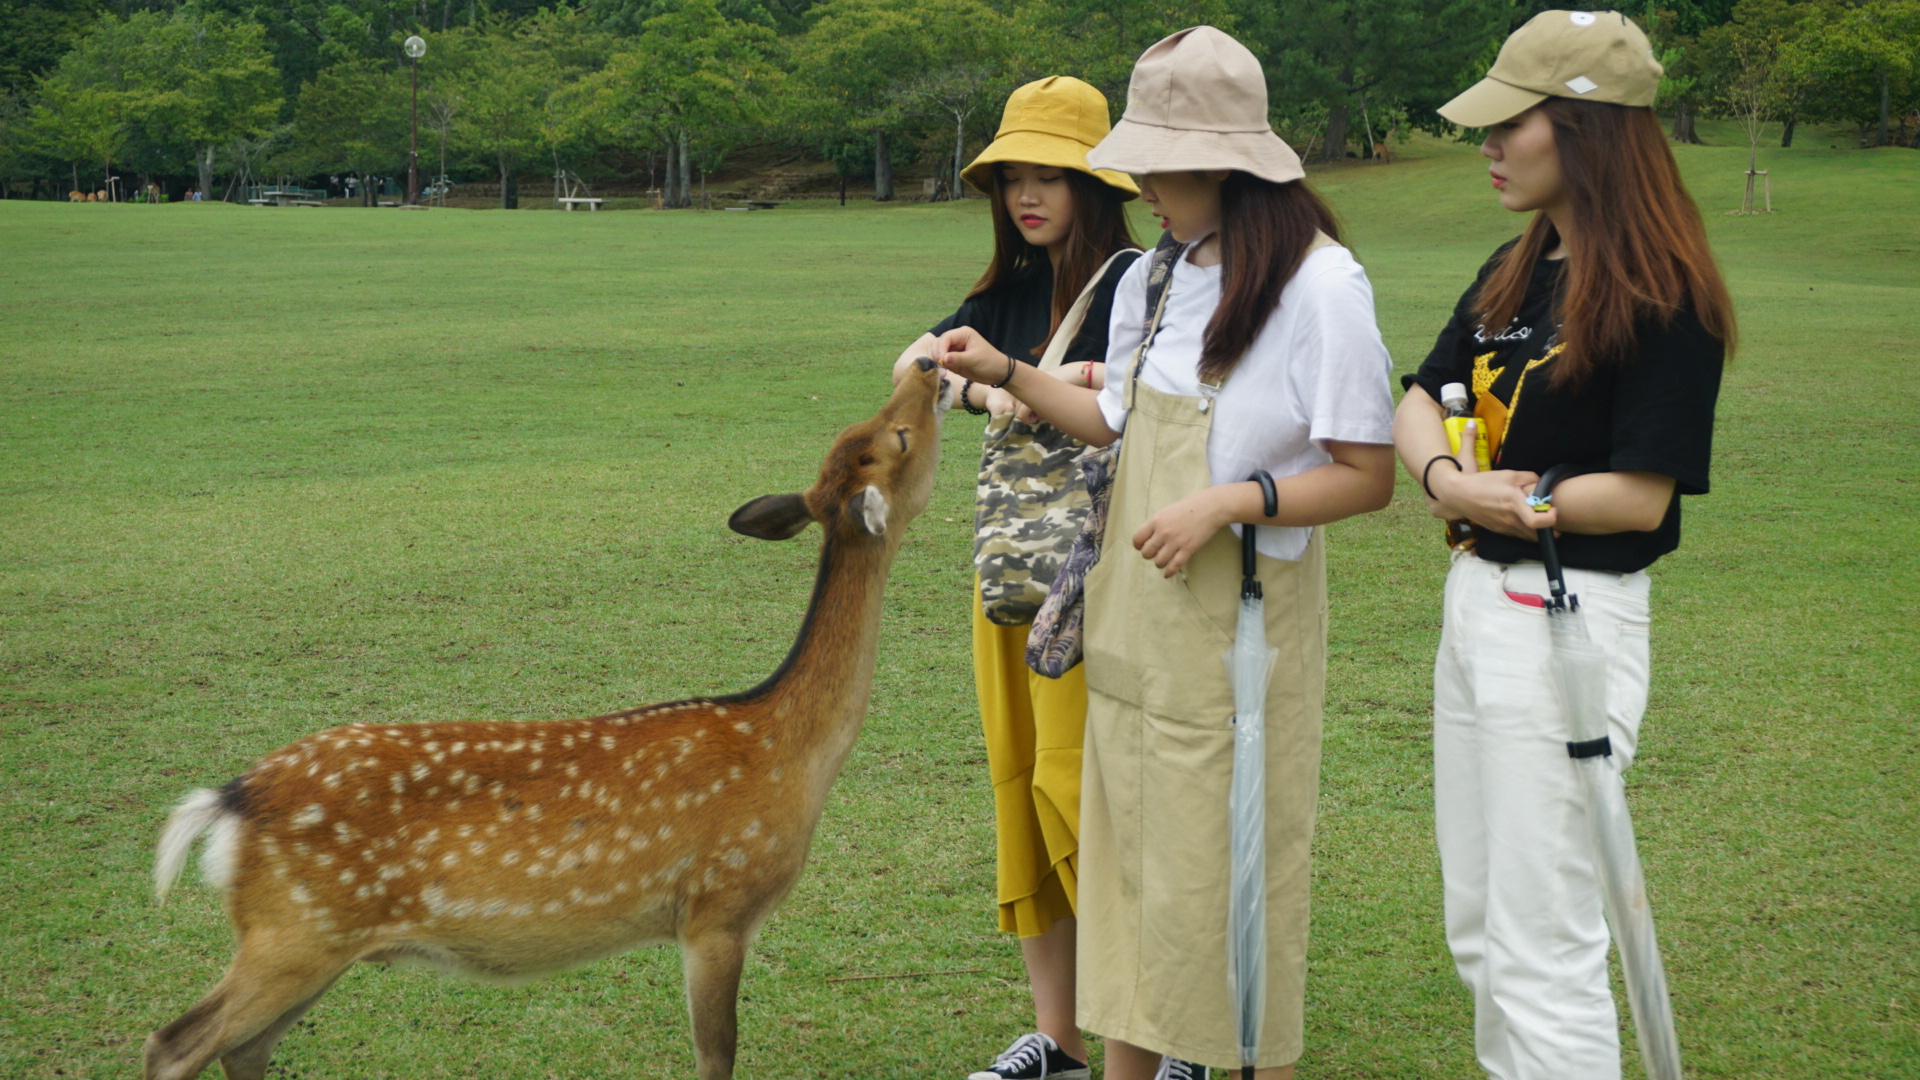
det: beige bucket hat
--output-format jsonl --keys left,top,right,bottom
{"left": 961, "top": 76, "right": 1139, "bottom": 197}
{"left": 1440, "top": 10, "right": 1663, "bottom": 127}
{"left": 1086, "top": 26, "right": 1304, "bottom": 184}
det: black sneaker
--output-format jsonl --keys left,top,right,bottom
{"left": 1153, "top": 1057, "right": 1208, "bottom": 1080}
{"left": 966, "top": 1033, "right": 1090, "bottom": 1080}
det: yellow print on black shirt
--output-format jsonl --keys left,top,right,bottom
{"left": 1470, "top": 342, "right": 1563, "bottom": 462}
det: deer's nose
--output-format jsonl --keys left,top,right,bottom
{"left": 913, "top": 356, "right": 936, "bottom": 372}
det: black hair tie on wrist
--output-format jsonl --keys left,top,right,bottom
{"left": 1422, "top": 453, "right": 1463, "bottom": 500}
{"left": 960, "top": 379, "right": 987, "bottom": 416}
{"left": 987, "top": 352, "right": 1018, "bottom": 389}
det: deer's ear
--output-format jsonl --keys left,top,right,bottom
{"left": 849, "top": 484, "right": 889, "bottom": 537}
{"left": 728, "top": 494, "right": 814, "bottom": 540}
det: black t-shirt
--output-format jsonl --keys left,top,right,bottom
{"left": 1405, "top": 241, "right": 1724, "bottom": 573}
{"left": 931, "top": 251, "right": 1141, "bottom": 369}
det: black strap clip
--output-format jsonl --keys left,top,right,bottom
{"left": 1566, "top": 736, "right": 1613, "bottom": 759}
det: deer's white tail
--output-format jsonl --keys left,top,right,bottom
{"left": 154, "top": 788, "right": 240, "bottom": 904}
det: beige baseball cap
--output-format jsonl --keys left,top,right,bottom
{"left": 1439, "top": 10, "right": 1663, "bottom": 128}
{"left": 1086, "top": 26, "right": 1304, "bottom": 185}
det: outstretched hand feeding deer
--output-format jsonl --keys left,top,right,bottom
{"left": 144, "top": 360, "right": 954, "bottom": 1080}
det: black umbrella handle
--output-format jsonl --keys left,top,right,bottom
{"left": 1531, "top": 463, "right": 1601, "bottom": 610}
{"left": 1243, "top": 471, "right": 1277, "bottom": 599}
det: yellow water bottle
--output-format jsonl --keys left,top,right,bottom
{"left": 1440, "top": 382, "right": 1492, "bottom": 470}
{"left": 1438, "top": 382, "right": 1489, "bottom": 549}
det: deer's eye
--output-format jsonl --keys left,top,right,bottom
{"left": 895, "top": 428, "right": 910, "bottom": 452}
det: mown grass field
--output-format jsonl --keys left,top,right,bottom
{"left": 2, "top": 126, "right": 1915, "bottom": 1079}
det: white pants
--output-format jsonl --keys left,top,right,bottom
{"left": 1435, "top": 554, "right": 1653, "bottom": 1080}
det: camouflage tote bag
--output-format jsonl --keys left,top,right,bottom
{"left": 973, "top": 248, "right": 1141, "bottom": 625}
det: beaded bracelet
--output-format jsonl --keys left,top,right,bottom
{"left": 960, "top": 379, "right": 988, "bottom": 416}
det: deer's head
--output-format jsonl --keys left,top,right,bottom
{"left": 728, "top": 357, "right": 953, "bottom": 544}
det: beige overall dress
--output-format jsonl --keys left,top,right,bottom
{"left": 1074, "top": 370, "right": 1328, "bottom": 1069}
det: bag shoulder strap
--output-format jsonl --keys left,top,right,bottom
{"left": 1037, "top": 247, "right": 1146, "bottom": 371}
{"left": 1123, "top": 231, "right": 1185, "bottom": 411}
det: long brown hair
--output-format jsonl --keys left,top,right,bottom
{"left": 1200, "top": 172, "right": 1343, "bottom": 383}
{"left": 1473, "top": 99, "right": 1736, "bottom": 386}
{"left": 971, "top": 167, "right": 1140, "bottom": 356}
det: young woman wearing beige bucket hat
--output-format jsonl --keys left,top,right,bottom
{"left": 891, "top": 74, "right": 1143, "bottom": 1080}
{"left": 1392, "top": 11, "right": 1734, "bottom": 1079}
{"left": 940, "top": 26, "right": 1396, "bottom": 1080}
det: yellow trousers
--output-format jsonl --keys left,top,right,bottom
{"left": 973, "top": 580, "right": 1086, "bottom": 938}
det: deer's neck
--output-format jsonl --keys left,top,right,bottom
{"left": 743, "top": 531, "right": 899, "bottom": 798}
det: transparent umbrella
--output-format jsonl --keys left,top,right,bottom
{"left": 1226, "top": 471, "right": 1279, "bottom": 1080}
{"left": 1533, "top": 464, "right": 1683, "bottom": 1080}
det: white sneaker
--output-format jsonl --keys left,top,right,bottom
{"left": 1153, "top": 1056, "right": 1208, "bottom": 1080}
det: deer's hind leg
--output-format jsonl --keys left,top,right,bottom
{"left": 144, "top": 933, "right": 355, "bottom": 1080}
{"left": 217, "top": 977, "right": 339, "bottom": 1080}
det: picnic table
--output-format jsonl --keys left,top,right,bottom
{"left": 247, "top": 185, "right": 329, "bottom": 207}
{"left": 556, "top": 197, "right": 604, "bottom": 211}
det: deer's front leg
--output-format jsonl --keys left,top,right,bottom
{"left": 679, "top": 929, "right": 748, "bottom": 1080}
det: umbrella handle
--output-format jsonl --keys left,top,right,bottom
{"left": 1243, "top": 471, "right": 1277, "bottom": 598}
{"left": 1530, "top": 464, "right": 1601, "bottom": 610}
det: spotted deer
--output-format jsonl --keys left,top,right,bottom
{"left": 144, "top": 360, "right": 955, "bottom": 1080}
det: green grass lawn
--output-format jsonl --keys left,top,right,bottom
{"left": 2, "top": 128, "right": 1915, "bottom": 1080}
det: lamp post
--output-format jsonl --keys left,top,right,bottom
{"left": 404, "top": 35, "right": 426, "bottom": 206}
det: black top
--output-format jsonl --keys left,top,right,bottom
{"left": 931, "top": 251, "right": 1142, "bottom": 369}
{"left": 1405, "top": 241, "right": 1725, "bottom": 573}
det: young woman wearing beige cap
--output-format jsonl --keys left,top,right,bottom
{"left": 892, "top": 75, "right": 1143, "bottom": 1080}
{"left": 941, "top": 26, "right": 1396, "bottom": 1080}
{"left": 1393, "top": 11, "right": 1734, "bottom": 1079}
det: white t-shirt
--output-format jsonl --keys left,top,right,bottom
{"left": 1096, "top": 243, "right": 1396, "bottom": 561}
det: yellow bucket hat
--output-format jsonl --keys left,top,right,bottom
{"left": 961, "top": 76, "right": 1140, "bottom": 199}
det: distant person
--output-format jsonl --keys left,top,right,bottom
{"left": 1392, "top": 11, "right": 1733, "bottom": 1079}
{"left": 942, "top": 26, "right": 1396, "bottom": 1080}
{"left": 889, "top": 75, "right": 1142, "bottom": 1080}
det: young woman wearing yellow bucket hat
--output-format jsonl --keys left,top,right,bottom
{"left": 1393, "top": 11, "right": 1734, "bottom": 1079}
{"left": 942, "top": 26, "right": 1397, "bottom": 1080}
{"left": 890, "top": 74, "right": 1141, "bottom": 1080}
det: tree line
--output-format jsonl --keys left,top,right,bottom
{"left": 0, "top": 0, "right": 1914, "bottom": 204}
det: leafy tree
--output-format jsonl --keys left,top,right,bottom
{"left": 579, "top": 0, "right": 780, "bottom": 207}
{"left": 28, "top": 12, "right": 276, "bottom": 197}
{"left": 149, "top": 13, "right": 281, "bottom": 196}
{"left": 1237, "top": 0, "right": 1510, "bottom": 161}
{"left": 898, "top": 0, "right": 1011, "bottom": 199}
{"left": 794, "top": 0, "right": 1005, "bottom": 201}
{"left": 582, "top": 0, "right": 784, "bottom": 36}
{"left": 790, "top": 0, "right": 923, "bottom": 200}
{"left": 194, "top": 0, "right": 454, "bottom": 117}
{"left": 1014, "top": 0, "right": 1235, "bottom": 105}
{"left": 1799, "top": 0, "right": 1920, "bottom": 146}
{"left": 443, "top": 28, "right": 552, "bottom": 207}
{"left": 289, "top": 59, "right": 407, "bottom": 201}
{"left": 0, "top": 89, "right": 43, "bottom": 196}
{"left": 32, "top": 69, "right": 129, "bottom": 193}
{"left": 1698, "top": 10, "right": 1794, "bottom": 208}
{"left": 1693, "top": 0, "right": 1829, "bottom": 163}
{"left": 0, "top": 0, "right": 104, "bottom": 93}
